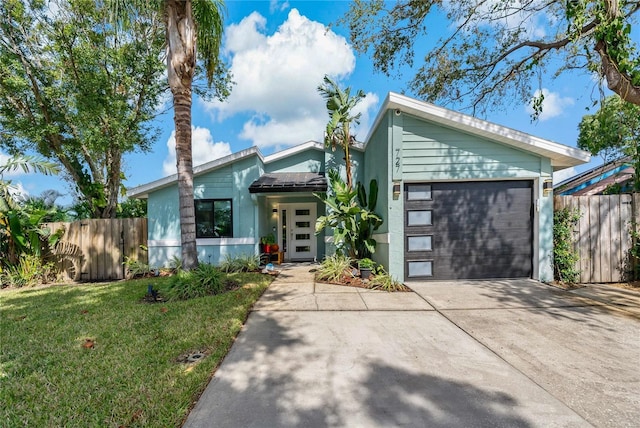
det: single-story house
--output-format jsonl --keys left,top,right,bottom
{"left": 554, "top": 156, "right": 634, "bottom": 195}
{"left": 127, "top": 92, "right": 590, "bottom": 282}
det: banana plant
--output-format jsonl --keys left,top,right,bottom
{"left": 315, "top": 169, "right": 383, "bottom": 259}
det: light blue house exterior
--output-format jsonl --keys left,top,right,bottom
{"left": 128, "top": 93, "right": 589, "bottom": 282}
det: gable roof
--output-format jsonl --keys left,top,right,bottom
{"left": 127, "top": 141, "right": 324, "bottom": 199}
{"left": 554, "top": 156, "right": 633, "bottom": 195}
{"left": 367, "top": 92, "right": 590, "bottom": 171}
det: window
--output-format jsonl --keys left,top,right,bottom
{"left": 408, "top": 235, "right": 432, "bottom": 252}
{"left": 407, "top": 210, "right": 432, "bottom": 226}
{"left": 408, "top": 261, "right": 433, "bottom": 277}
{"left": 407, "top": 184, "right": 432, "bottom": 200}
{"left": 195, "top": 199, "right": 232, "bottom": 238}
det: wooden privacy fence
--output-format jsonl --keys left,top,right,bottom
{"left": 554, "top": 194, "right": 639, "bottom": 283}
{"left": 45, "top": 218, "right": 148, "bottom": 282}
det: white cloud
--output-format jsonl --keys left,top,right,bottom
{"left": 526, "top": 88, "right": 575, "bottom": 121}
{"left": 162, "top": 126, "right": 232, "bottom": 176}
{"left": 270, "top": 0, "right": 290, "bottom": 13}
{"left": 203, "top": 9, "right": 376, "bottom": 150}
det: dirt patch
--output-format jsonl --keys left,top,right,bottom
{"left": 546, "top": 281, "right": 585, "bottom": 291}
{"left": 593, "top": 281, "right": 640, "bottom": 291}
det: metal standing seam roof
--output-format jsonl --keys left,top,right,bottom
{"left": 248, "top": 172, "right": 327, "bottom": 193}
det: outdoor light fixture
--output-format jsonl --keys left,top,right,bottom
{"left": 393, "top": 182, "right": 401, "bottom": 200}
{"left": 543, "top": 179, "right": 553, "bottom": 196}
{"left": 272, "top": 208, "right": 278, "bottom": 213}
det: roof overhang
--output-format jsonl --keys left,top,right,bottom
{"left": 366, "top": 92, "right": 591, "bottom": 171}
{"left": 127, "top": 141, "right": 325, "bottom": 199}
{"left": 249, "top": 172, "right": 327, "bottom": 193}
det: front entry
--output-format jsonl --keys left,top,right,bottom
{"left": 278, "top": 203, "right": 317, "bottom": 262}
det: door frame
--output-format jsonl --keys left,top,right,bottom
{"left": 277, "top": 202, "right": 317, "bottom": 262}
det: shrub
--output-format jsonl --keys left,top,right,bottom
{"left": 123, "top": 256, "right": 154, "bottom": 279}
{"left": 1, "top": 254, "right": 56, "bottom": 288}
{"left": 219, "top": 254, "right": 260, "bottom": 273}
{"left": 167, "top": 263, "right": 225, "bottom": 301}
{"left": 369, "top": 270, "right": 409, "bottom": 292}
{"left": 553, "top": 207, "right": 581, "bottom": 284}
{"left": 168, "top": 255, "right": 182, "bottom": 273}
{"left": 316, "top": 253, "right": 354, "bottom": 283}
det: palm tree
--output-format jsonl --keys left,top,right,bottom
{"left": 112, "top": 0, "right": 226, "bottom": 270}
{"left": 317, "top": 76, "right": 366, "bottom": 190}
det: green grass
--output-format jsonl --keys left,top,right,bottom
{"left": 0, "top": 273, "right": 272, "bottom": 427}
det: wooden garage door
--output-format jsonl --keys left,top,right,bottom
{"left": 404, "top": 181, "right": 533, "bottom": 280}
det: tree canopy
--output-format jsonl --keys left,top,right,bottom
{"left": 577, "top": 95, "right": 640, "bottom": 190}
{"left": 343, "top": 0, "right": 640, "bottom": 115}
{"left": 0, "top": 0, "right": 166, "bottom": 218}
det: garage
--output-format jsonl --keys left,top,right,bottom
{"left": 404, "top": 181, "right": 533, "bottom": 280}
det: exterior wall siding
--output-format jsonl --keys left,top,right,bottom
{"left": 364, "top": 111, "right": 391, "bottom": 271}
{"left": 266, "top": 148, "right": 324, "bottom": 173}
{"left": 401, "top": 116, "right": 542, "bottom": 180}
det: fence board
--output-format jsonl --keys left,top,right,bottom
{"left": 45, "top": 218, "right": 147, "bottom": 282}
{"left": 555, "top": 194, "right": 636, "bottom": 283}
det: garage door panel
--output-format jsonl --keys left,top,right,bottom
{"left": 407, "top": 254, "right": 532, "bottom": 280}
{"left": 405, "top": 181, "right": 533, "bottom": 281}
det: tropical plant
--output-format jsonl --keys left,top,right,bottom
{"left": 218, "top": 253, "right": 260, "bottom": 273}
{"left": 369, "top": 270, "right": 409, "bottom": 292}
{"left": 123, "top": 256, "right": 154, "bottom": 279}
{"left": 315, "top": 253, "right": 354, "bottom": 283}
{"left": 0, "top": 156, "right": 62, "bottom": 269}
{"left": 317, "top": 75, "right": 366, "bottom": 190}
{"left": 342, "top": 1, "right": 640, "bottom": 114}
{"left": 315, "top": 169, "right": 383, "bottom": 259}
{"left": 167, "top": 263, "right": 226, "bottom": 301}
{"left": 1, "top": 254, "right": 57, "bottom": 288}
{"left": 110, "top": 0, "right": 232, "bottom": 270}
{"left": 553, "top": 208, "right": 581, "bottom": 284}
{"left": 0, "top": 0, "right": 166, "bottom": 218}
{"left": 358, "top": 258, "right": 375, "bottom": 269}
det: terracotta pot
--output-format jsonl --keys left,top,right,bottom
{"left": 270, "top": 244, "right": 279, "bottom": 253}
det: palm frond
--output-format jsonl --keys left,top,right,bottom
{"left": 193, "top": 0, "right": 226, "bottom": 85}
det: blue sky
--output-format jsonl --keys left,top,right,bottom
{"left": 5, "top": 0, "right": 621, "bottom": 206}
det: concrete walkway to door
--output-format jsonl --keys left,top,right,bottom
{"left": 184, "top": 265, "right": 640, "bottom": 428}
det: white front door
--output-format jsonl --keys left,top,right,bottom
{"left": 278, "top": 203, "right": 317, "bottom": 261}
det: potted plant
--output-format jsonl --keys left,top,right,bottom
{"left": 262, "top": 233, "right": 276, "bottom": 253}
{"left": 358, "top": 258, "right": 375, "bottom": 280}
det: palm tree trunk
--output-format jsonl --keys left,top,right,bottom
{"left": 166, "top": 0, "right": 198, "bottom": 270}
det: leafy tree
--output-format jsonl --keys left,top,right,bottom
{"left": 0, "top": 0, "right": 165, "bottom": 218}
{"left": 317, "top": 75, "right": 366, "bottom": 190}
{"left": 342, "top": 1, "right": 640, "bottom": 115}
{"left": 117, "top": 198, "right": 147, "bottom": 218}
{"left": 577, "top": 95, "right": 640, "bottom": 190}
{"left": 111, "top": 0, "right": 231, "bottom": 270}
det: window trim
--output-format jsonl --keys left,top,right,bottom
{"left": 194, "top": 198, "right": 233, "bottom": 238}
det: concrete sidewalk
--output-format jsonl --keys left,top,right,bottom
{"left": 183, "top": 265, "right": 640, "bottom": 428}
{"left": 253, "top": 264, "right": 434, "bottom": 312}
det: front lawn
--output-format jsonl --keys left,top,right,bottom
{"left": 0, "top": 273, "right": 271, "bottom": 427}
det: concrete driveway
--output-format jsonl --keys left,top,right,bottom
{"left": 184, "top": 267, "right": 640, "bottom": 428}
